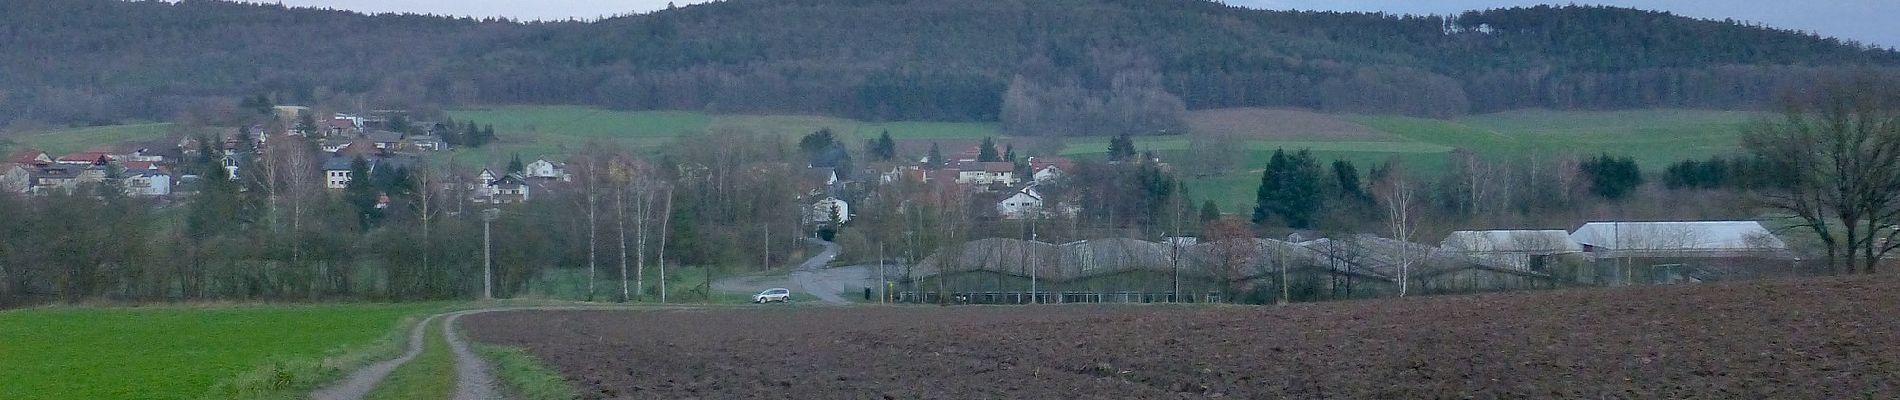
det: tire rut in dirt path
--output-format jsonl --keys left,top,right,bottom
{"left": 443, "top": 311, "right": 499, "bottom": 400}
{"left": 309, "top": 314, "right": 440, "bottom": 400}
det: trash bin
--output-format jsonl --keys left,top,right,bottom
{"left": 863, "top": 287, "right": 873, "bottom": 300}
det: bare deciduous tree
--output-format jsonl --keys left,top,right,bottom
{"left": 1745, "top": 76, "right": 1900, "bottom": 274}
{"left": 1374, "top": 160, "right": 1421, "bottom": 296}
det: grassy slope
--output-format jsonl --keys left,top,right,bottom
{"left": 1351, "top": 109, "right": 1757, "bottom": 169}
{"left": 4, "top": 123, "right": 175, "bottom": 155}
{"left": 0, "top": 304, "right": 434, "bottom": 400}
{"left": 444, "top": 106, "right": 999, "bottom": 167}
{"left": 447, "top": 106, "right": 1759, "bottom": 211}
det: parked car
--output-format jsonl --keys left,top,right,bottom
{"left": 754, "top": 288, "right": 792, "bottom": 303}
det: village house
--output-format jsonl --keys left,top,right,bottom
{"left": 408, "top": 135, "right": 445, "bottom": 151}
{"left": 322, "top": 156, "right": 355, "bottom": 189}
{"left": 806, "top": 196, "right": 851, "bottom": 225}
{"left": 471, "top": 169, "right": 532, "bottom": 204}
{"left": 524, "top": 159, "right": 570, "bottom": 181}
{"left": 318, "top": 138, "right": 349, "bottom": 153}
{"left": 955, "top": 161, "right": 1018, "bottom": 186}
{"left": 996, "top": 185, "right": 1045, "bottom": 220}
{"left": 365, "top": 131, "right": 404, "bottom": 149}
{"left": 1027, "top": 156, "right": 1073, "bottom": 183}
{"left": 120, "top": 149, "right": 164, "bottom": 163}
{"left": 122, "top": 169, "right": 172, "bottom": 197}
{"left": 27, "top": 164, "right": 84, "bottom": 195}
{"left": 325, "top": 114, "right": 365, "bottom": 137}
{"left": 56, "top": 152, "right": 113, "bottom": 166}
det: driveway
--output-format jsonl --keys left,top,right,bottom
{"left": 714, "top": 239, "right": 908, "bottom": 304}
{"left": 791, "top": 239, "right": 850, "bottom": 304}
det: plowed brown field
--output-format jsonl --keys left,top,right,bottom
{"left": 463, "top": 275, "right": 1900, "bottom": 399}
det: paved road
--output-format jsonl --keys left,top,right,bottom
{"left": 791, "top": 239, "right": 851, "bottom": 304}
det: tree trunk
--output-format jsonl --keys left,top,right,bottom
{"left": 588, "top": 192, "right": 598, "bottom": 302}
{"left": 657, "top": 187, "right": 673, "bottom": 303}
{"left": 635, "top": 189, "right": 649, "bottom": 302}
{"left": 617, "top": 190, "right": 629, "bottom": 302}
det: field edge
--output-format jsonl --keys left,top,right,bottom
{"left": 476, "top": 344, "right": 581, "bottom": 400}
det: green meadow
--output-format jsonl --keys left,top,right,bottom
{"left": 0, "top": 304, "right": 435, "bottom": 400}
{"left": 4, "top": 123, "right": 177, "bottom": 155}
{"left": 442, "top": 105, "right": 1000, "bottom": 166}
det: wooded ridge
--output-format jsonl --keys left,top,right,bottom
{"left": 2, "top": 0, "right": 1896, "bottom": 128}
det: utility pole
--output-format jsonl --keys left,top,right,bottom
{"left": 482, "top": 208, "right": 500, "bottom": 300}
{"left": 1172, "top": 181, "right": 1183, "bottom": 302}
{"left": 1029, "top": 215, "right": 1038, "bottom": 304}
{"left": 878, "top": 242, "right": 886, "bottom": 304}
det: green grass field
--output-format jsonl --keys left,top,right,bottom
{"left": 0, "top": 304, "right": 436, "bottom": 400}
{"left": 429, "top": 106, "right": 1766, "bottom": 210}
{"left": 1349, "top": 109, "right": 1758, "bottom": 168}
{"left": 444, "top": 106, "right": 1000, "bottom": 166}
{"left": 477, "top": 344, "right": 578, "bottom": 400}
{"left": 4, "top": 123, "right": 177, "bottom": 155}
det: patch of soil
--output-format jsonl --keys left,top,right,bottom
{"left": 1186, "top": 108, "right": 1396, "bottom": 141}
{"left": 463, "top": 275, "right": 1900, "bottom": 399}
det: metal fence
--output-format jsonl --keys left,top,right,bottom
{"left": 897, "top": 290, "right": 1223, "bottom": 304}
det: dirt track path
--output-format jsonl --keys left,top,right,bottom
{"left": 442, "top": 311, "right": 499, "bottom": 400}
{"left": 305, "top": 310, "right": 501, "bottom": 400}
{"left": 314, "top": 306, "right": 700, "bottom": 400}
{"left": 308, "top": 314, "right": 441, "bottom": 400}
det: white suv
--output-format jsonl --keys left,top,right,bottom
{"left": 753, "top": 288, "right": 792, "bottom": 303}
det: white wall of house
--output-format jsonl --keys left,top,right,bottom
{"left": 956, "top": 170, "right": 1016, "bottom": 185}
{"left": 997, "top": 190, "right": 1043, "bottom": 219}
{"left": 1034, "top": 166, "right": 1063, "bottom": 182}
{"left": 808, "top": 197, "right": 851, "bottom": 224}
{"left": 326, "top": 169, "right": 350, "bottom": 189}
{"left": 526, "top": 160, "right": 569, "bottom": 181}
{"left": 124, "top": 174, "right": 172, "bottom": 197}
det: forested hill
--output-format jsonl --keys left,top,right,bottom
{"left": 3, "top": 0, "right": 1898, "bottom": 129}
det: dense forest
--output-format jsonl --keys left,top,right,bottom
{"left": 2, "top": 0, "right": 1898, "bottom": 132}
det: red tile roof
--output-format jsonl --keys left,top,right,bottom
{"left": 1029, "top": 156, "right": 1073, "bottom": 171}
{"left": 57, "top": 152, "right": 112, "bottom": 164}
{"left": 5, "top": 149, "right": 49, "bottom": 165}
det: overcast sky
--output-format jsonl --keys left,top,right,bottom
{"left": 272, "top": 0, "right": 1899, "bottom": 48}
